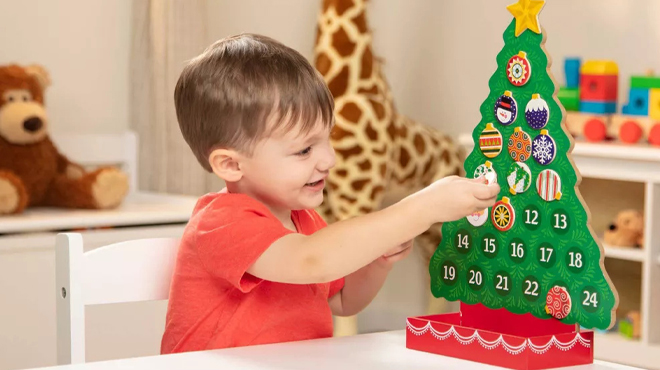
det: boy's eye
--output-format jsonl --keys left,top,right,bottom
{"left": 296, "top": 146, "right": 312, "bottom": 156}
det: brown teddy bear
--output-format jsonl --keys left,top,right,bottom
{"left": 603, "top": 209, "right": 644, "bottom": 248}
{"left": 0, "top": 64, "right": 128, "bottom": 215}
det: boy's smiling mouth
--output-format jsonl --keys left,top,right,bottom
{"left": 304, "top": 178, "right": 326, "bottom": 190}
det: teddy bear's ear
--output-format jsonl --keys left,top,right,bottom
{"left": 24, "top": 64, "right": 51, "bottom": 90}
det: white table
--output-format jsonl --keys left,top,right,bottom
{"left": 29, "top": 331, "right": 642, "bottom": 370}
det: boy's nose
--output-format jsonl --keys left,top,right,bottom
{"left": 318, "top": 146, "right": 336, "bottom": 171}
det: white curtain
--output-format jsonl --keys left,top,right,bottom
{"left": 130, "top": 0, "right": 223, "bottom": 195}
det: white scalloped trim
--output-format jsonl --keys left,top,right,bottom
{"left": 406, "top": 320, "right": 590, "bottom": 355}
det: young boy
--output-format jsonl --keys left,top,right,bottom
{"left": 161, "top": 33, "right": 499, "bottom": 354}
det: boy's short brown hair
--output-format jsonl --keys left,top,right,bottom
{"left": 174, "top": 33, "right": 335, "bottom": 172}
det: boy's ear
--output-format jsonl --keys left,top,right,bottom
{"left": 208, "top": 148, "right": 243, "bottom": 182}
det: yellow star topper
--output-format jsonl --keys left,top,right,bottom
{"left": 507, "top": 0, "right": 546, "bottom": 37}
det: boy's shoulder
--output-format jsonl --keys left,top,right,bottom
{"left": 189, "top": 190, "right": 326, "bottom": 232}
{"left": 191, "top": 190, "right": 270, "bottom": 220}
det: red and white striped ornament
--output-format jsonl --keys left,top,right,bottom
{"left": 536, "top": 169, "right": 562, "bottom": 201}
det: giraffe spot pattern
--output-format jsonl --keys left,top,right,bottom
{"left": 369, "top": 98, "right": 385, "bottom": 120}
{"left": 340, "top": 194, "right": 357, "bottom": 204}
{"left": 332, "top": 26, "right": 356, "bottom": 57}
{"left": 386, "top": 121, "right": 397, "bottom": 141}
{"left": 399, "top": 147, "right": 411, "bottom": 168}
{"left": 358, "top": 160, "right": 372, "bottom": 171}
{"left": 352, "top": 179, "right": 370, "bottom": 191}
{"left": 335, "top": 145, "right": 363, "bottom": 160}
{"left": 413, "top": 133, "right": 425, "bottom": 155}
{"left": 361, "top": 47, "right": 373, "bottom": 79}
{"left": 365, "top": 121, "right": 378, "bottom": 141}
{"left": 399, "top": 124, "right": 408, "bottom": 138}
{"left": 316, "top": 52, "right": 332, "bottom": 76}
{"left": 339, "top": 102, "right": 362, "bottom": 122}
{"left": 335, "top": 169, "right": 348, "bottom": 177}
{"left": 359, "top": 206, "right": 373, "bottom": 213}
{"left": 332, "top": 125, "right": 354, "bottom": 140}
{"left": 328, "top": 65, "right": 349, "bottom": 97}
{"left": 352, "top": 10, "right": 368, "bottom": 33}
{"left": 371, "top": 185, "right": 384, "bottom": 201}
{"left": 380, "top": 163, "right": 387, "bottom": 177}
{"left": 334, "top": 0, "right": 354, "bottom": 15}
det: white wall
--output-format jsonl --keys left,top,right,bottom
{"left": 0, "top": 0, "right": 131, "bottom": 134}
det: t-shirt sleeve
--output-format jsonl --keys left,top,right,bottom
{"left": 193, "top": 195, "right": 293, "bottom": 293}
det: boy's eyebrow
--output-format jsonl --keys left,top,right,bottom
{"left": 288, "top": 128, "right": 329, "bottom": 149}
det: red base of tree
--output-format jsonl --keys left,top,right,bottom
{"left": 406, "top": 304, "right": 594, "bottom": 370}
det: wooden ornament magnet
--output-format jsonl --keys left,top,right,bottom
{"left": 474, "top": 161, "right": 498, "bottom": 185}
{"left": 508, "top": 127, "right": 532, "bottom": 162}
{"left": 494, "top": 91, "right": 518, "bottom": 126}
{"left": 479, "top": 123, "right": 503, "bottom": 158}
{"left": 507, "top": 51, "right": 531, "bottom": 86}
{"left": 532, "top": 129, "right": 556, "bottom": 165}
{"left": 537, "top": 169, "right": 562, "bottom": 201}
{"left": 526, "top": 93, "right": 550, "bottom": 129}
{"left": 507, "top": 161, "right": 532, "bottom": 195}
{"left": 492, "top": 197, "right": 515, "bottom": 231}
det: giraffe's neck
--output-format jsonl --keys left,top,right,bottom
{"left": 315, "top": 0, "right": 379, "bottom": 97}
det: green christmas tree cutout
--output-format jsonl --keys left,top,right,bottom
{"left": 429, "top": 0, "right": 618, "bottom": 330}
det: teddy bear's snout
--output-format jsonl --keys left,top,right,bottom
{"left": 23, "top": 117, "right": 43, "bottom": 132}
{"left": 609, "top": 223, "right": 617, "bottom": 231}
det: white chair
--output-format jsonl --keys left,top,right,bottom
{"left": 55, "top": 232, "right": 179, "bottom": 365}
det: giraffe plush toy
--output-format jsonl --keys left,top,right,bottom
{"left": 314, "top": 0, "right": 463, "bottom": 336}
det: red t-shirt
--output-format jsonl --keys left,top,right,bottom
{"left": 161, "top": 191, "right": 345, "bottom": 354}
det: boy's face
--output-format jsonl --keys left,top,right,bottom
{"left": 237, "top": 118, "right": 336, "bottom": 212}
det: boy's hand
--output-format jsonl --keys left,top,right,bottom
{"left": 414, "top": 175, "right": 500, "bottom": 226}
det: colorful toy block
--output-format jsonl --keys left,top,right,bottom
{"left": 558, "top": 87, "right": 579, "bottom": 111}
{"left": 580, "top": 101, "right": 616, "bottom": 114}
{"left": 630, "top": 75, "right": 660, "bottom": 89}
{"left": 622, "top": 88, "right": 650, "bottom": 116}
{"left": 649, "top": 88, "right": 660, "bottom": 120}
{"left": 579, "top": 61, "right": 618, "bottom": 102}
{"left": 564, "top": 58, "right": 581, "bottom": 88}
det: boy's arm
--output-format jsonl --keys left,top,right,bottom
{"left": 247, "top": 176, "right": 499, "bottom": 285}
{"left": 328, "top": 240, "right": 413, "bottom": 316}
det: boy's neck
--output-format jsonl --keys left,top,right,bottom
{"left": 225, "top": 182, "right": 296, "bottom": 232}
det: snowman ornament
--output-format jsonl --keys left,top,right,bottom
{"left": 494, "top": 91, "right": 518, "bottom": 126}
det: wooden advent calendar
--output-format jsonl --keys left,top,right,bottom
{"left": 406, "top": 1, "right": 619, "bottom": 369}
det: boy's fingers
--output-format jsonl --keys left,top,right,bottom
{"left": 475, "top": 197, "right": 497, "bottom": 210}
{"left": 469, "top": 175, "right": 488, "bottom": 184}
{"left": 473, "top": 183, "right": 500, "bottom": 200}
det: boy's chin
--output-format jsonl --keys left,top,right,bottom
{"left": 295, "top": 193, "right": 324, "bottom": 210}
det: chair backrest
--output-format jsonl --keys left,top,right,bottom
{"left": 50, "top": 131, "right": 138, "bottom": 193}
{"left": 55, "top": 233, "right": 179, "bottom": 365}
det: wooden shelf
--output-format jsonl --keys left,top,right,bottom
{"left": 594, "top": 332, "right": 660, "bottom": 369}
{"left": 603, "top": 243, "right": 645, "bottom": 262}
